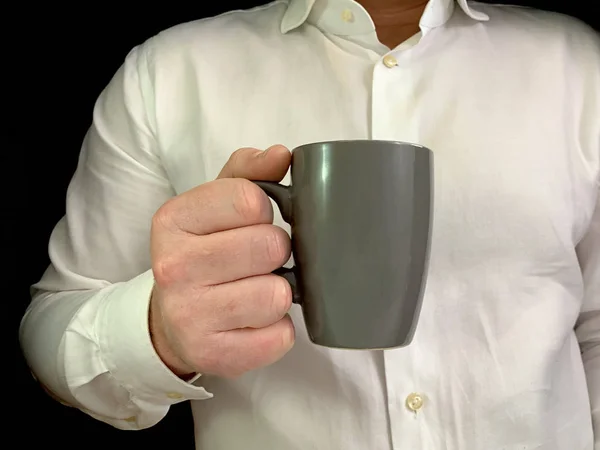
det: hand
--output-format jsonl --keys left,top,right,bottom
{"left": 149, "top": 145, "right": 294, "bottom": 378}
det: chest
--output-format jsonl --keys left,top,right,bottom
{"left": 158, "top": 41, "right": 597, "bottom": 265}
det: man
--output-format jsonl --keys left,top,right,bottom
{"left": 20, "top": 0, "right": 599, "bottom": 449}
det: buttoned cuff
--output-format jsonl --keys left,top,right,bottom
{"left": 97, "top": 270, "right": 213, "bottom": 405}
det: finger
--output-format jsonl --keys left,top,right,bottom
{"left": 201, "top": 274, "right": 293, "bottom": 331}
{"left": 217, "top": 145, "right": 291, "bottom": 181}
{"left": 213, "top": 315, "right": 295, "bottom": 377}
{"left": 155, "top": 178, "right": 274, "bottom": 235}
{"left": 187, "top": 224, "right": 291, "bottom": 285}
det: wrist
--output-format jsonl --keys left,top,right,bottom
{"left": 148, "top": 289, "right": 196, "bottom": 379}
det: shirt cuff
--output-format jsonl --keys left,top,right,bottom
{"left": 97, "top": 270, "right": 213, "bottom": 405}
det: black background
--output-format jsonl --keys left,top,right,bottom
{"left": 11, "top": 2, "right": 598, "bottom": 449}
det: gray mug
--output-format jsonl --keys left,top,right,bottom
{"left": 254, "top": 140, "right": 433, "bottom": 350}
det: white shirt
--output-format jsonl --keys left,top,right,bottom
{"left": 20, "top": 0, "right": 599, "bottom": 449}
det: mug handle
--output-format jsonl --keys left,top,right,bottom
{"left": 253, "top": 181, "right": 301, "bottom": 304}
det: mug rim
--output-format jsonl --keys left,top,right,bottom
{"left": 293, "top": 139, "right": 431, "bottom": 153}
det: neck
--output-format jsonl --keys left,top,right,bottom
{"left": 356, "top": 0, "right": 429, "bottom": 48}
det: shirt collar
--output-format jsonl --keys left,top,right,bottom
{"left": 281, "top": 0, "right": 489, "bottom": 35}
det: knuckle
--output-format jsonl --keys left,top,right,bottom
{"left": 196, "top": 239, "right": 228, "bottom": 272}
{"left": 198, "top": 240, "right": 218, "bottom": 260}
{"left": 232, "top": 179, "right": 269, "bottom": 223}
{"left": 152, "top": 198, "right": 178, "bottom": 232}
{"left": 219, "top": 290, "right": 243, "bottom": 318}
{"left": 153, "top": 253, "right": 186, "bottom": 287}
{"left": 228, "top": 147, "right": 246, "bottom": 168}
{"left": 221, "top": 147, "right": 255, "bottom": 179}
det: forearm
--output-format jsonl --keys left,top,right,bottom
{"left": 20, "top": 270, "right": 211, "bottom": 430}
{"left": 576, "top": 187, "right": 600, "bottom": 447}
{"left": 583, "top": 346, "right": 600, "bottom": 448}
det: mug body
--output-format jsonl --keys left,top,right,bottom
{"left": 290, "top": 140, "right": 433, "bottom": 349}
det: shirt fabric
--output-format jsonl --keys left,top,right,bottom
{"left": 20, "top": 0, "right": 600, "bottom": 449}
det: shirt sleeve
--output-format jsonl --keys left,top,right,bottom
{"left": 568, "top": 23, "right": 600, "bottom": 449}
{"left": 19, "top": 40, "right": 212, "bottom": 431}
{"left": 576, "top": 190, "right": 600, "bottom": 448}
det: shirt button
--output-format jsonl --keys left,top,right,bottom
{"left": 341, "top": 9, "right": 354, "bottom": 22}
{"left": 405, "top": 393, "right": 424, "bottom": 411}
{"left": 382, "top": 55, "right": 398, "bottom": 68}
{"left": 167, "top": 392, "right": 183, "bottom": 399}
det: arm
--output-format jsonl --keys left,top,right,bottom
{"left": 19, "top": 41, "right": 211, "bottom": 430}
{"left": 576, "top": 25, "right": 600, "bottom": 449}
{"left": 576, "top": 192, "right": 600, "bottom": 447}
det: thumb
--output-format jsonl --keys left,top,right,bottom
{"left": 217, "top": 145, "right": 291, "bottom": 181}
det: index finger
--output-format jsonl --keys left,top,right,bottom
{"left": 156, "top": 178, "right": 274, "bottom": 235}
{"left": 218, "top": 145, "right": 291, "bottom": 181}
{"left": 154, "top": 145, "right": 292, "bottom": 236}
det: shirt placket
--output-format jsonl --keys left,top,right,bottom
{"left": 371, "top": 45, "right": 429, "bottom": 450}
